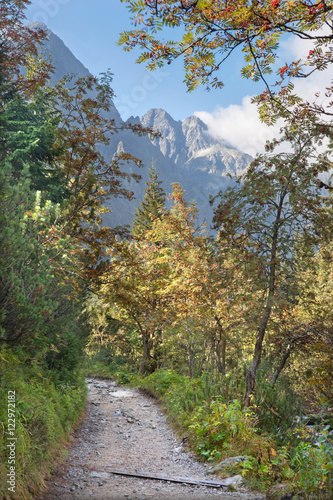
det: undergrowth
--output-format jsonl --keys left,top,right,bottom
{"left": 83, "top": 349, "right": 130, "bottom": 379}
{"left": 139, "top": 369, "right": 333, "bottom": 497}
{"left": 0, "top": 347, "right": 87, "bottom": 499}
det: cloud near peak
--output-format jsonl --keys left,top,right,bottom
{"left": 195, "top": 96, "right": 281, "bottom": 157}
{"left": 195, "top": 46, "right": 331, "bottom": 158}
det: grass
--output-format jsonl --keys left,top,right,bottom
{"left": 0, "top": 347, "right": 87, "bottom": 499}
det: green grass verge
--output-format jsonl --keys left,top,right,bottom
{"left": 0, "top": 348, "right": 87, "bottom": 499}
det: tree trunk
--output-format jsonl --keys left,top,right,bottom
{"left": 271, "top": 346, "right": 291, "bottom": 387}
{"left": 243, "top": 195, "right": 284, "bottom": 408}
{"left": 152, "top": 328, "right": 162, "bottom": 369}
{"left": 221, "top": 337, "right": 226, "bottom": 376}
{"left": 214, "top": 317, "right": 227, "bottom": 377}
{"left": 187, "top": 344, "right": 196, "bottom": 378}
{"left": 139, "top": 329, "right": 152, "bottom": 376}
{"left": 197, "top": 351, "right": 206, "bottom": 377}
{"left": 214, "top": 338, "right": 226, "bottom": 377}
{"left": 243, "top": 303, "right": 273, "bottom": 407}
{"left": 271, "top": 328, "right": 313, "bottom": 387}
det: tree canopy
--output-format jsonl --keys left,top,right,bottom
{"left": 119, "top": 0, "right": 333, "bottom": 122}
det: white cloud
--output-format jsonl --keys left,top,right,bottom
{"left": 195, "top": 97, "right": 282, "bottom": 157}
{"left": 281, "top": 32, "right": 332, "bottom": 105}
{"left": 195, "top": 32, "right": 332, "bottom": 157}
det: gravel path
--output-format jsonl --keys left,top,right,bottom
{"left": 39, "top": 378, "right": 265, "bottom": 500}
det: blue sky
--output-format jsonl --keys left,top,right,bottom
{"left": 25, "top": 1, "right": 323, "bottom": 156}
{"left": 25, "top": 0, "right": 261, "bottom": 121}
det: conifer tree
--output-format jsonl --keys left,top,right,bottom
{"left": 131, "top": 164, "right": 166, "bottom": 239}
{"left": 3, "top": 94, "right": 67, "bottom": 203}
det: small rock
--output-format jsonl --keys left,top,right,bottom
{"left": 94, "top": 382, "right": 108, "bottom": 388}
{"left": 224, "top": 474, "right": 244, "bottom": 488}
{"left": 173, "top": 446, "right": 183, "bottom": 453}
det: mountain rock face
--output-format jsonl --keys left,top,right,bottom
{"left": 30, "top": 23, "right": 252, "bottom": 230}
{"left": 139, "top": 108, "right": 249, "bottom": 177}
{"left": 28, "top": 22, "right": 90, "bottom": 83}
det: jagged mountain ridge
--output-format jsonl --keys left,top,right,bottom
{"left": 140, "top": 108, "right": 247, "bottom": 175}
{"left": 30, "top": 22, "right": 252, "bottom": 228}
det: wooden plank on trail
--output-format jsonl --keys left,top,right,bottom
{"left": 104, "top": 467, "right": 227, "bottom": 488}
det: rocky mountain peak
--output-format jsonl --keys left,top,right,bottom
{"left": 26, "top": 21, "right": 50, "bottom": 34}
{"left": 182, "top": 115, "right": 213, "bottom": 155}
{"left": 141, "top": 108, "right": 179, "bottom": 128}
{"left": 182, "top": 114, "right": 207, "bottom": 132}
{"left": 26, "top": 22, "right": 90, "bottom": 85}
{"left": 140, "top": 108, "right": 184, "bottom": 160}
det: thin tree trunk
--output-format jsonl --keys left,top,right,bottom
{"left": 221, "top": 337, "right": 226, "bottom": 376}
{"left": 139, "top": 329, "right": 151, "bottom": 376}
{"left": 152, "top": 328, "right": 162, "bottom": 369}
{"left": 271, "top": 346, "right": 291, "bottom": 387}
{"left": 187, "top": 344, "right": 195, "bottom": 378}
{"left": 214, "top": 317, "right": 227, "bottom": 377}
{"left": 243, "top": 303, "right": 273, "bottom": 407}
{"left": 243, "top": 193, "right": 285, "bottom": 408}
{"left": 205, "top": 342, "right": 213, "bottom": 373}
{"left": 214, "top": 339, "right": 227, "bottom": 377}
{"left": 271, "top": 325, "right": 315, "bottom": 387}
{"left": 214, "top": 347, "right": 224, "bottom": 375}
{"left": 197, "top": 350, "right": 206, "bottom": 377}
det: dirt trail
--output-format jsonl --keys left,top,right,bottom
{"left": 39, "top": 378, "right": 265, "bottom": 500}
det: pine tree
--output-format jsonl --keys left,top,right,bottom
{"left": 131, "top": 164, "right": 166, "bottom": 239}
{"left": 3, "top": 94, "right": 67, "bottom": 203}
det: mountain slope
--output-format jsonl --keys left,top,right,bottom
{"left": 29, "top": 23, "right": 252, "bottom": 229}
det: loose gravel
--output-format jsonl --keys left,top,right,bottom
{"left": 38, "top": 378, "right": 265, "bottom": 500}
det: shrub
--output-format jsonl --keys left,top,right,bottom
{"left": 141, "top": 370, "right": 187, "bottom": 397}
{"left": 290, "top": 426, "right": 333, "bottom": 495}
{"left": 253, "top": 362, "right": 304, "bottom": 442}
{"left": 189, "top": 399, "right": 274, "bottom": 466}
